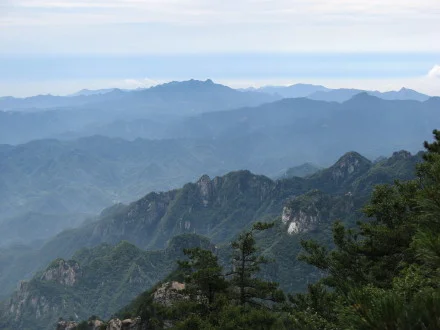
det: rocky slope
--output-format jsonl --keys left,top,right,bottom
{"left": 0, "top": 150, "right": 423, "bottom": 329}
{"left": 0, "top": 150, "right": 422, "bottom": 299}
{"left": 0, "top": 236, "right": 211, "bottom": 330}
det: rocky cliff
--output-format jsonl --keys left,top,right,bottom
{"left": 281, "top": 190, "right": 355, "bottom": 234}
{"left": 4, "top": 259, "right": 83, "bottom": 329}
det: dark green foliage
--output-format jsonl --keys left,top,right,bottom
{"left": 117, "top": 224, "right": 287, "bottom": 329}
{"left": 292, "top": 130, "right": 440, "bottom": 329}
{"left": 0, "top": 147, "right": 425, "bottom": 329}
{"left": 0, "top": 148, "right": 420, "bottom": 302}
{"left": 178, "top": 248, "right": 227, "bottom": 306}
{"left": 0, "top": 235, "right": 211, "bottom": 330}
{"left": 229, "top": 222, "right": 285, "bottom": 307}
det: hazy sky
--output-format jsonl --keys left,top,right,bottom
{"left": 1, "top": 0, "right": 439, "bottom": 96}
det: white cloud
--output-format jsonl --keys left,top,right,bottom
{"left": 428, "top": 65, "right": 440, "bottom": 79}
{"left": 122, "top": 78, "right": 159, "bottom": 89}
{"left": 4, "top": 0, "right": 440, "bottom": 25}
{"left": 1, "top": 0, "right": 439, "bottom": 54}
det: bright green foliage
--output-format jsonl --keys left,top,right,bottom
{"left": 292, "top": 130, "right": 440, "bottom": 329}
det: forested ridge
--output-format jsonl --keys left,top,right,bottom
{"left": 70, "top": 131, "right": 440, "bottom": 329}
{"left": 1, "top": 132, "right": 438, "bottom": 329}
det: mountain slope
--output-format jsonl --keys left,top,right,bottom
{"left": 307, "top": 87, "right": 430, "bottom": 103}
{"left": 2, "top": 96, "right": 438, "bottom": 247}
{"left": 0, "top": 79, "right": 280, "bottom": 145}
{"left": 0, "top": 79, "right": 278, "bottom": 113}
{"left": 278, "top": 163, "right": 322, "bottom": 179}
{"left": 0, "top": 235, "right": 212, "bottom": 330}
{"left": 0, "top": 150, "right": 422, "bottom": 302}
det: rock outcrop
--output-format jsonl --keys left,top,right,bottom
{"left": 56, "top": 317, "right": 140, "bottom": 330}
{"left": 3, "top": 259, "right": 82, "bottom": 327}
{"left": 282, "top": 190, "right": 354, "bottom": 235}
{"left": 56, "top": 320, "right": 78, "bottom": 330}
{"left": 41, "top": 259, "right": 81, "bottom": 286}
{"left": 282, "top": 201, "right": 320, "bottom": 234}
{"left": 197, "top": 174, "right": 214, "bottom": 206}
{"left": 153, "top": 281, "right": 186, "bottom": 307}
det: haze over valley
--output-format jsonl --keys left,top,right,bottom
{"left": 1, "top": 0, "right": 440, "bottom": 329}
{"left": 1, "top": 80, "right": 439, "bottom": 247}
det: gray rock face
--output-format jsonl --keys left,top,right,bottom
{"left": 107, "top": 318, "right": 122, "bottom": 330}
{"left": 89, "top": 319, "right": 105, "bottom": 329}
{"left": 3, "top": 259, "right": 82, "bottom": 325}
{"left": 41, "top": 259, "right": 81, "bottom": 287}
{"left": 197, "top": 174, "right": 214, "bottom": 206}
{"left": 153, "top": 281, "right": 186, "bottom": 307}
{"left": 332, "top": 153, "right": 361, "bottom": 180}
{"left": 106, "top": 317, "right": 142, "bottom": 330}
{"left": 282, "top": 204, "right": 320, "bottom": 234}
{"left": 281, "top": 189, "right": 355, "bottom": 235}
{"left": 5, "top": 280, "right": 60, "bottom": 322}
{"left": 56, "top": 318, "right": 107, "bottom": 330}
{"left": 56, "top": 320, "right": 78, "bottom": 330}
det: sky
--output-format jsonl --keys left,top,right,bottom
{"left": 0, "top": 0, "right": 439, "bottom": 96}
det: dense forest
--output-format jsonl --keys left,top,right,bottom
{"left": 57, "top": 130, "right": 440, "bottom": 329}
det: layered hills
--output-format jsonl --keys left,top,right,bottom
{"left": 0, "top": 149, "right": 422, "bottom": 329}
{"left": 1, "top": 92, "right": 438, "bottom": 245}
{"left": 0, "top": 80, "right": 437, "bottom": 147}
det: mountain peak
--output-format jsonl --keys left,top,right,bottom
{"left": 327, "top": 151, "right": 372, "bottom": 181}
{"left": 348, "top": 92, "right": 381, "bottom": 102}
{"left": 335, "top": 151, "right": 371, "bottom": 167}
{"left": 390, "top": 150, "right": 412, "bottom": 160}
{"left": 197, "top": 174, "right": 211, "bottom": 183}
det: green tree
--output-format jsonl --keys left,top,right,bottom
{"left": 178, "top": 247, "right": 228, "bottom": 307}
{"left": 293, "top": 130, "right": 440, "bottom": 329}
{"left": 229, "top": 222, "right": 285, "bottom": 307}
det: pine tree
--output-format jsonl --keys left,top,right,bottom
{"left": 228, "top": 222, "right": 285, "bottom": 308}
{"left": 178, "top": 247, "right": 227, "bottom": 307}
{"left": 293, "top": 129, "right": 440, "bottom": 329}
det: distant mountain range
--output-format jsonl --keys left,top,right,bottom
{"left": 68, "top": 88, "right": 122, "bottom": 97}
{"left": 0, "top": 79, "right": 437, "bottom": 329}
{"left": 0, "top": 79, "right": 279, "bottom": 112}
{"left": 246, "top": 84, "right": 431, "bottom": 102}
{"left": 1, "top": 94, "right": 439, "bottom": 244}
{"left": 1, "top": 80, "right": 432, "bottom": 114}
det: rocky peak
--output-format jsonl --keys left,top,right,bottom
{"left": 41, "top": 259, "right": 81, "bottom": 287}
{"left": 197, "top": 174, "right": 213, "bottom": 206}
{"left": 330, "top": 152, "right": 371, "bottom": 181}
{"left": 390, "top": 150, "right": 412, "bottom": 160}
